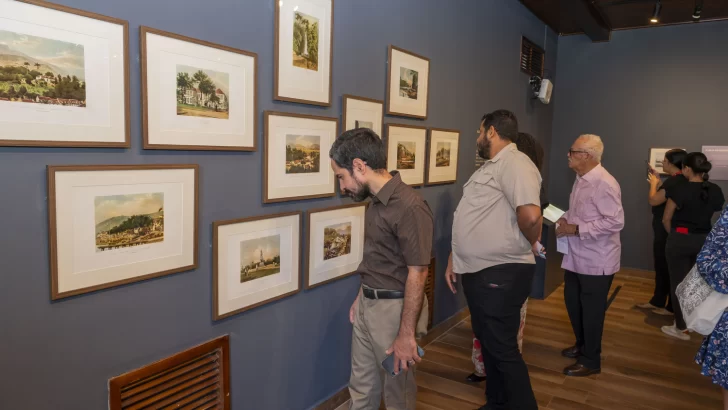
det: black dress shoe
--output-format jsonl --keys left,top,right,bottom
{"left": 563, "top": 363, "right": 601, "bottom": 377}
{"left": 466, "top": 372, "right": 487, "bottom": 383}
{"left": 561, "top": 345, "right": 582, "bottom": 358}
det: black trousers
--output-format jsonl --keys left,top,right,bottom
{"left": 649, "top": 218, "right": 673, "bottom": 311}
{"left": 563, "top": 270, "right": 615, "bottom": 369}
{"left": 462, "top": 263, "right": 537, "bottom": 410}
{"left": 666, "top": 232, "right": 708, "bottom": 330}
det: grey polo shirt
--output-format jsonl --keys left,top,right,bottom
{"left": 452, "top": 143, "right": 542, "bottom": 274}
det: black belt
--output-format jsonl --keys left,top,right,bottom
{"left": 362, "top": 288, "right": 405, "bottom": 299}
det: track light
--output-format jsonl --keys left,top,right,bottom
{"left": 650, "top": 0, "right": 661, "bottom": 23}
{"left": 693, "top": 1, "right": 703, "bottom": 21}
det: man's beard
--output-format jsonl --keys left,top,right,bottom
{"left": 346, "top": 179, "right": 372, "bottom": 202}
{"left": 477, "top": 137, "right": 491, "bottom": 160}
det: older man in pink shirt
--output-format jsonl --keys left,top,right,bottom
{"left": 556, "top": 134, "right": 624, "bottom": 377}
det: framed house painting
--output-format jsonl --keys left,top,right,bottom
{"left": 342, "top": 94, "right": 383, "bottom": 136}
{"left": 0, "top": 0, "right": 129, "bottom": 148}
{"left": 274, "top": 0, "right": 333, "bottom": 106}
{"left": 386, "top": 45, "right": 430, "bottom": 120}
{"left": 141, "top": 26, "right": 257, "bottom": 151}
{"left": 305, "top": 203, "right": 365, "bottom": 290}
{"left": 264, "top": 111, "right": 337, "bottom": 203}
{"left": 386, "top": 124, "right": 427, "bottom": 187}
{"left": 213, "top": 212, "right": 301, "bottom": 320}
{"left": 48, "top": 164, "right": 198, "bottom": 300}
{"left": 649, "top": 147, "right": 683, "bottom": 175}
{"left": 426, "top": 128, "right": 460, "bottom": 185}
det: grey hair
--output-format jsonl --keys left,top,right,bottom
{"left": 579, "top": 134, "right": 604, "bottom": 162}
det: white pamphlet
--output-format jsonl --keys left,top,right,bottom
{"left": 555, "top": 223, "right": 569, "bottom": 254}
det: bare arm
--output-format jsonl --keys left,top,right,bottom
{"left": 663, "top": 198, "right": 677, "bottom": 232}
{"left": 517, "top": 204, "right": 543, "bottom": 245}
{"left": 648, "top": 174, "right": 666, "bottom": 206}
{"left": 399, "top": 266, "right": 428, "bottom": 338}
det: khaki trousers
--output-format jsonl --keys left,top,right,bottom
{"left": 349, "top": 287, "right": 429, "bottom": 410}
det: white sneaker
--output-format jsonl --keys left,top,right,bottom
{"left": 652, "top": 308, "right": 674, "bottom": 316}
{"left": 661, "top": 323, "right": 690, "bottom": 341}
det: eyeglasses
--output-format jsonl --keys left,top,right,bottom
{"left": 568, "top": 149, "right": 589, "bottom": 156}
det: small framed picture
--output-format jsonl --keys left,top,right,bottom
{"left": 48, "top": 164, "right": 198, "bottom": 300}
{"left": 386, "top": 45, "right": 430, "bottom": 120}
{"left": 426, "top": 128, "right": 460, "bottom": 185}
{"left": 274, "top": 0, "right": 333, "bottom": 106}
{"left": 342, "top": 95, "right": 383, "bottom": 136}
{"left": 213, "top": 212, "right": 301, "bottom": 320}
{"left": 141, "top": 26, "right": 257, "bottom": 151}
{"left": 305, "top": 203, "right": 366, "bottom": 290}
{"left": 386, "top": 123, "right": 427, "bottom": 187}
{"left": 264, "top": 111, "right": 338, "bottom": 203}
{"left": 649, "top": 147, "right": 682, "bottom": 175}
{"left": 0, "top": 0, "right": 130, "bottom": 147}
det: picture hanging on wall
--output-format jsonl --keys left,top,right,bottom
{"left": 306, "top": 203, "right": 366, "bottom": 290}
{"left": 213, "top": 212, "right": 301, "bottom": 320}
{"left": 386, "top": 45, "right": 430, "bottom": 120}
{"left": 264, "top": 111, "right": 337, "bottom": 203}
{"left": 141, "top": 26, "right": 257, "bottom": 151}
{"left": 649, "top": 147, "right": 683, "bottom": 175}
{"left": 386, "top": 123, "right": 427, "bottom": 187}
{"left": 342, "top": 94, "right": 383, "bottom": 136}
{"left": 426, "top": 128, "right": 460, "bottom": 185}
{"left": 274, "top": 0, "right": 333, "bottom": 106}
{"left": 48, "top": 164, "right": 198, "bottom": 300}
{"left": 0, "top": 0, "right": 130, "bottom": 147}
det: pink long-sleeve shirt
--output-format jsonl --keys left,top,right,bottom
{"left": 561, "top": 164, "right": 625, "bottom": 276}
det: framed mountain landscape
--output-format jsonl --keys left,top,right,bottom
{"left": 386, "top": 45, "right": 430, "bottom": 120}
{"left": 141, "top": 26, "right": 257, "bottom": 151}
{"left": 386, "top": 123, "right": 427, "bottom": 187}
{"left": 48, "top": 165, "right": 198, "bottom": 300}
{"left": 0, "top": 0, "right": 129, "bottom": 147}
{"left": 426, "top": 128, "right": 460, "bottom": 185}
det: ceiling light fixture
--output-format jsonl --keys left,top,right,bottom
{"left": 693, "top": 0, "right": 703, "bottom": 21}
{"left": 650, "top": 0, "right": 662, "bottom": 23}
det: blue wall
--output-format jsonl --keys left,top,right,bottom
{"left": 0, "top": 1, "right": 556, "bottom": 409}
{"left": 549, "top": 21, "right": 728, "bottom": 271}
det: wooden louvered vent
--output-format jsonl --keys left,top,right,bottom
{"left": 109, "top": 335, "right": 230, "bottom": 410}
{"left": 424, "top": 258, "right": 436, "bottom": 330}
{"left": 520, "top": 36, "right": 544, "bottom": 77}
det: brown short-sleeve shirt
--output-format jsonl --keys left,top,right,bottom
{"left": 357, "top": 172, "right": 434, "bottom": 291}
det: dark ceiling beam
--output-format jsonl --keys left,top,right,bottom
{"left": 561, "top": 0, "right": 612, "bottom": 41}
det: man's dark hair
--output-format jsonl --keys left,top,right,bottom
{"left": 665, "top": 148, "right": 688, "bottom": 170}
{"left": 329, "top": 128, "right": 387, "bottom": 172}
{"left": 481, "top": 109, "right": 519, "bottom": 142}
{"left": 515, "top": 132, "right": 544, "bottom": 172}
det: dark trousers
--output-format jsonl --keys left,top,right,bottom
{"left": 666, "top": 232, "right": 708, "bottom": 330}
{"left": 462, "top": 263, "right": 537, "bottom": 410}
{"left": 650, "top": 218, "right": 673, "bottom": 311}
{"left": 563, "top": 270, "right": 614, "bottom": 369}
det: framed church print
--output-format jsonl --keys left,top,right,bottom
{"left": 386, "top": 45, "right": 430, "bottom": 120}
{"left": 426, "top": 128, "right": 460, "bottom": 185}
{"left": 342, "top": 94, "right": 383, "bottom": 136}
{"left": 386, "top": 123, "right": 427, "bottom": 187}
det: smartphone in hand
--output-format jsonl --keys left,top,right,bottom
{"left": 382, "top": 345, "right": 425, "bottom": 376}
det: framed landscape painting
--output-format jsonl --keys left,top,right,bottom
{"left": 0, "top": 0, "right": 129, "bottom": 147}
{"left": 386, "top": 45, "right": 430, "bottom": 120}
{"left": 213, "top": 212, "right": 301, "bottom": 320}
{"left": 306, "top": 203, "right": 366, "bottom": 290}
{"left": 386, "top": 124, "right": 427, "bottom": 187}
{"left": 264, "top": 111, "right": 337, "bottom": 203}
{"left": 342, "top": 94, "right": 383, "bottom": 136}
{"left": 141, "top": 26, "right": 257, "bottom": 151}
{"left": 426, "top": 128, "right": 460, "bottom": 185}
{"left": 274, "top": 0, "right": 333, "bottom": 106}
{"left": 48, "top": 164, "right": 198, "bottom": 300}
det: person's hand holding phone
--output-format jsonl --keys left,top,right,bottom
{"left": 385, "top": 333, "right": 421, "bottom": 375}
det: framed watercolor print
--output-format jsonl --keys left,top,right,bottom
{"left": 0, "top": 0, "right": 129, "bottom": 147}
{"left": 342, "top": 94, "right": 383, "bottom": 136}
{"left": 264, "top": 111, "right": 337, "bottom": 203}
{"left": 386, "top": 124, "right": 427, "bottom": 187}
{"left": 213, "top": 212, "right": 301, "bottom": 320}
{"left": 141, "top": 26, "right": 257, "bottom": 151}
{"left": 48, "top": 165, "right": 198, "bottom": 300}
{"left": 426, "top": 128, "right": 460, "bottom": 185}
{"left": 649, "top": 147, "right": 683, "bottom": 175}
{"left": 274, "top": 0, "right": 333, "bottom": 106}
{"left": 306, "top": 203, "right": 365, "bottom": 290}
{"left": 386, "top": 45, "right": 430, "bottom": 120}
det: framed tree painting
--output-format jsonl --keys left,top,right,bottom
{"left": 386, "top": 45, "right": 430, "bottom": 120}
{"left": 0, "top": 0, "right": 129, "bottom": 147}
{"left": 274, "top": 0, "right": 333, "bottom": 106}
{"left": 306, "top": 203, "right": 366, "bottom": 290}
{"left": 342, "top": 94, "right": 383, "bottom": 136}
{"left": 386, "top": 124, "right": 427, "bottom": 187}
{"left": 48, "top": 164, "right": 198, "bottom": 300}
{"left": 426, "top": 128, "right": 460, "bottom": 185}
{"left": 264, "top": 111, "right": 337, "bottom": 203}
{"left": 213, "top": 212, "right": 301, "bottom": 320}
{"left": 141, "top": 26, "right": 257, "bottom": 151}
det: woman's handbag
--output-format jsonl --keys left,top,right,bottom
{"left": 677, "top": 264, "right": 728, "bottom": 335}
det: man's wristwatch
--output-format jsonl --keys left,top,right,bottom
{"left": 574, "top": 225, "right": 580, "bottom": 236}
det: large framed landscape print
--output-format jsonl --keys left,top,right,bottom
{"left": 342, "top": 94, "right": 383, "bottom": 136}
{"left": 0, "top": 0, "right": 129, "bottom": 147}
{"left": 213, "top": 212, "right": 302, "bottom": 320}
{"left": 264, "top": 111, "right": 337, "bottom": 203}
{"left": 306, "top": 203, "right": 366, "bottom": 290}
{"left": 426, "top": 128, "right": 460, "bottom": 185}
{"left": 141, "top": 26, "right": 257, "bottom": 151}
{"left": 48, "top": 165, "right": 198, "bottom": 300}
{"left": 386, "top": 45, "right": 430, "bottom": 120}
{"left": 386, "top": 124, "right": 427, "bottom": 187}
{"left": 274, "top": 0, "right": 333, "bottom": 106}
